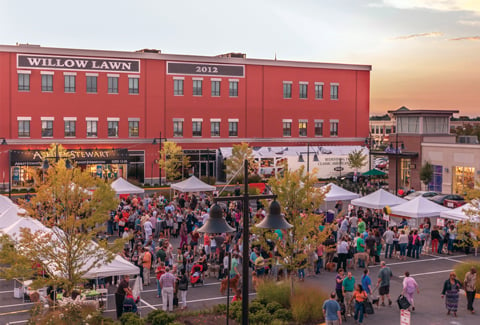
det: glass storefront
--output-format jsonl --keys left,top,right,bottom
{"left": 428, "top": 165, "right": 443, "bottom": 192}
{"left": 400, "top": 158, "right": 411, "bottom": 189}
{"left": 453, "top": 166, "right": 475, "bottom": 194}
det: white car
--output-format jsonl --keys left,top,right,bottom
{"left": 403, "top": 191, "right": 439, "bottom": 201}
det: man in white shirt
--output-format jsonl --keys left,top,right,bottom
{"left": 383, "top": 227, "right": 395, "bottom": 259}
{"left": 144, "top": 219, "right": 153, "bottom": 242}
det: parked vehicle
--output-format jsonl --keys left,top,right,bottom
{"left": 429, "top": 194, "right": 465, "bottom": 208}
{"left": 403, "top": 191, "right": 439, "bottom": 201}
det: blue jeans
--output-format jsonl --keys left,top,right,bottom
{"left": 438, "top": 240, "right": 444, "bottom": 254}
{"left": 298, "top": 268, "right": 305, "bottom": 279}
{"left": 385, "top": 243, "right": 394, "bottom": 258}
{"left": 448, "top": 239, "right": 455, "bottom": 252}
{"left": 399, "top": 243, "right": 407, "bottom": 257}
{"left": 315, "top": 258, "right": 323, "bottom": 274}
{"left": 354, "top": 301, "right": 365, "bottom": 323}
{"left": 156, "top": 279, "right": 162, "bottom": 296}
{"left": 412, "top": 245, "right": 419, "bottom": 259}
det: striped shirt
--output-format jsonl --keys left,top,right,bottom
{"left": 159, "top": 272, "right": 176, "bottom": 288}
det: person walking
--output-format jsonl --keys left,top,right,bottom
{"left": 115, "top": 275, "right": 132, "bottom": 319}
{"left": 142, "top": 247, "right": 152, "bottom": 286}
{"left": 402, "top": 271, "right": 419, "bottom": 311}
{"left": 159, "top": 266, "right": 176, "bottom": 312}
{"left": 464, "top": 267, "right": 477, "bottom": 314}
{"left": 337, "top": 236, "right": 349, "bottom": 272}
{"left": 442, "top": 271, "right": 462, "bottom": 317}
{"left": 342, "top": 271, "right": 356, "bottom": 317}
{"left": 336, "top": 268, "right": 345, "bottom": 306}
{"left": 177, "top": 269, "right": 189, "bottom": 310}
{"left": 361, "top": 268, "right": 372, "bottom": 296}
{"left": 350, "top": 284, "right": 368, "bottom": 324}
{"left": 323, "top": 291, "right": 342, "bottom": 325}
{"left": 377, "top": 261, "right": 393, "bottom": 306}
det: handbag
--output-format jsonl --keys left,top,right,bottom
{"left": 118, "top": 220, "right": 126, "bottom": 227}
{"left": 397, "top": 294, "right": 410, "bottom": 310}
{"left": 363, "top": 299, "right": 374, "bottom": 314}
{"left": 178, "top": 280, "right": 188, "bottom": 291}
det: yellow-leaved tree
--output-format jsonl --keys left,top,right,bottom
{"left": 224, "top": 142, "right": 257, "bottom": 183}
{"left": 158, "top": 141, "right": 190, "bottom": 182}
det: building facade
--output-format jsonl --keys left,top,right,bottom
{"left": 0, "top": 44, "right": 371, "bottom": 188}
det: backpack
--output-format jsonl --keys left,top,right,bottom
{"left": 414, "top": 236, "right": 420, "bottom": 246}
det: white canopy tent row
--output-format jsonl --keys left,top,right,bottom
{"left": 170, "top": 175, "right": 216, "bottom": 192}
{"left": 351, "top": 189, "right": 407, "bottom": 210}
{"left": 0, "top": 195, "right": 16, "bottom": 214}
{"left": 389, "top": 196, "right": 451, "bottom": 227}
{"left": 319, "top": 183, "right": 360, "bottom": 219}
{"left": 110, "top": 177, "right": 145, "bottom": 196}
{"left": 439, "top": 203, "right": 480, "bottom": 223}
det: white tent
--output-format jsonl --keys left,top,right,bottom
{"left": 440, "top": 203, "right": 480, "bottom": 222}
{"left": 351, "top": 189, "right": 407, "bottom": 209}
{"left": 390, "top": 197, "right": 451, "bottom": 226}
{"left": 1, "top": 216, "right": 51, "bottom": 241}
{"left": 0, "top": 195, "right": 16, "bottom": 214}
{"left": 83, "top": 254, "right": 140, "bottom": 278}
{"left": 322, "top": 183, "right": 360, "bottom": 201}
{"left": 111, "top": 177, "right": 145, "bottom": 195}
{"left": 171, "top": 175, "right": 216, "bottom": 193}
{"left": 0, "top": 206, "right": 24, "bottom": 229}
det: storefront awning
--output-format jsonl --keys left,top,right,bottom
{"left": 10, "top": 149, "right": 130, "bottom": 166}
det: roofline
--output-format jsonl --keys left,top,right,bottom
{"left": 0, "top": 44, "right": 372, "bottom": 71}
{"left": 388, "top": 109, "right": 459, "bottom": 115}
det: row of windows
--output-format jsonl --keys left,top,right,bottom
{"left": 174, "top": 79, "right": 239, "bottom": 97}
{"left": 18, "top": 73, "right": 139, "bottom": 94}
{"left": 283, "top": 82, "right": 339, "bottom": 100}
{"left": 172, "top": 120, "right": 239, "bottom": 137}
{"left": 282, "top": 120, "right": 339, "bottom": 137}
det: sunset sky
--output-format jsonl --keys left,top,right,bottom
{"left": 1, "top": 0, "right": 479, "bottom": 116}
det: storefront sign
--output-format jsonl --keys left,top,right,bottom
{"left": 12, "top": 167, "right": 20, "bottom": 181}
{"left": 167, "top": 61, "right": 245, "bottom": 77}
{"left": 437, "top": 218, "right": 445, "bottom": 227}
{"left": 10, "top": 149, "right": 130, "bottom": 166}
{"left": 17, "top": 54, "right": 140, "bottom": 73}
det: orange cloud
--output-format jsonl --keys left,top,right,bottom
{"left": 393, "top": 32, "right": 443, "bottom": 40}
{"left": 449, "top": 36, "right": 480, "bottom": 41}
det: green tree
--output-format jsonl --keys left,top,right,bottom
{"left": 347, "top": 149, "right": 368, "bottom": 171}
{"left": 419, "top": 161, "right": 434, "bottom": 190}
{"left": 158, "top": 141, "right": 190, "bottom": 182}
{"left": 0, "top": 144, "right": 123, "bottom": 295}
{"left": 225, "top": 142, "right": 257, "bottom": 183}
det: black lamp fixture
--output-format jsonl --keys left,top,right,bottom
{"left": 297, "top": 143, "right": 319, "bottom": 173}
{"left": 197, "top": 204, "right": 236, "bottom": 234}
{"left": 256, "top": 200, "right": 292, "bottom": 229}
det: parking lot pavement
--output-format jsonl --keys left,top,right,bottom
{"left": 1, "top": 252, "right": 479, "bottom": 324}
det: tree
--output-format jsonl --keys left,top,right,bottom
{"left": 0, "top": 144, "right": 123, "bottom": 295}
{"left": 224, "top": 142, "right": 258, "bottom": 183}
{"left": 157, "top": 141, "right": 190, "bottom": 182}
{"left": 347, "top": 149, "right": 368, "bottom": 172}
{"left": 419, "top": 161, "right": 434, "bottom": 190}
{"left": 252, "top": 166, "right": 330, "bottom": 292}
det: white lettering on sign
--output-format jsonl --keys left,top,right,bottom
{"left": 195, "top": 66, "right": 219, "bottom": 73}
{"left": 400, "top": 309, "right": 410, "bottom": 325}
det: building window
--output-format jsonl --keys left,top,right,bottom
{"left": 41, "top": 120, "right": 53, "bottom": 137}
{"left": 86, "top": 76, "right": 97, "bottom": 93}
{"left": 211, "top": 121, "right": 220, "bottom": 137}
{"left": 173, "top": 120, "right": 184, "bottom": 137}
{"left": 108, "top": 121, "right": 119, "bottom": 137}
{"left": 108, "top": 77, "right": 119, "bottom": 94}
{"left": 299, "top": 121, "right": 307, "bottom": 137}
{"left": 299, "top": 83, "right": 308, "bottom": 99}
{"left": 283, "top": 82, "right": 292, "bottom": 99}
{"left": 229, "top": 121, "right": 238, "bottom": 137}
{"left": 87, "top": 120, "right": 98, "bottom": 137}
{"left": 330, "top": 84, "right": 339, "bottom": 100}
{"left": 193, "top": 79, "right": 203, "bottom": 96}
{"left": 64, "top": 75, "right": 76, "bottom": 93}
{"left": 42, "top": 75, "right": 53, "bottom": 92}
{"left": 129, "top": 77, "right": 139, "bottom": 94}
{"left": 129, "top": 121, "right": 139, "bottom": 137}
{"left": 18, "top": 120, "right": 30, "bottom": 137}
{"left": 283, "top": 121, "right": 292, "bottom": 137}
{"left": 428, "top": 165, "right": 443, "bottom": 192}
{"left": 211, "top": 80, "right": 220, "bottom": 97}
{"left": 18, "top": 74, "right": 30, "bottom": 91}
{"left": 315, "top": 121, "right": 323, "bottom": 137}
{"left": 174, "top": 79, "right": 184, "bottom": 96}
{"left": 192, "top": 121, "right": 202, "bottom": 137}
{"left": 64, "top": 120, "right": 76, "bottom": 137}
{"left": 330, "top": 121, "right": 339, "bottom": 136}
{"left": 229, "top": 80, "right": 238, "bottom": 97}
{"left": 315, "top": 83, "right": 323, "bottom": 99}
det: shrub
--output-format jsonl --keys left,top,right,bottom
{"left": 120, "top": 312, "right": 145, "bottom": 325}
{"left": 256, "top": 279, "right": 291, "bottom": 308}
{"left": 250, "top": 309, "right": 273, "bottom": 324}
{"left": 291, "top": 284, "right": 328, "bottom": 324}
{"left": 249, "top": 300, "right": 265, "bottom": 314}
{"left": 229, "top": 301, "right": 243, "bottom": 322}
{"left": 454, "top": 260, "right": 480, "bottom": 291}
{"left": 273, "top": 308, "right": 293, "bottom": 322}
{"left": 212, "top": 303, "right": 227, "bottom": 314}
{"left": 146, "top": 309, "right": 176, "bottom": 325}
{"left": 266, "top": 301, "right": 283, "bottom": 314}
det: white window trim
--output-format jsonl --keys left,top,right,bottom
{"left": 282, "top": 119, "right": 293, "bottom": 123}
{"left": 40, "top": 71, "right": 54, "bottom": 75}
{"left": 228, "top": 118, "right": 239, "bottom": 122}
{"left": 314, "top": 82, "right": 324, "bottom": 85}
{"left": 107, "top": 117, "right": 120, "bottom": 122}
{"left": 314, "top": 119, "right": 324, "bottom": 123}
{"left": 63, "top": 72, "right": 77, "bottom": 76}
{"left": 86, "top": 117, "right": 99, "bottom": 121}
{"left": 211, "top": 78, "right": 222, "bottom": 81}
{"left": 128, "top": 75, "right": 140, "bottom": 79}
{"left": 173, "top": 118, "right": 184, "bottom": 122}
{"left": 330, "top": 119, "right": 339, "bottom": 123}
{"left": 192, "top": 118, "right": 203, "bottom": 122}
{"left": 86, "top": 73, "right": 98, "bottom": 77}
{"left": 299, "top": 81, "right": 308, "bottom": 85}
{"left": 41, "top": 117, "right": 54, "bottom": 121}
{"left": 128, "top": 118, "right": 140, "bottom": 121}
{"left": 17, "top": 70, "right": 31, "bottom": 75}
{"left": 283, "top": 81, "right": 293, "bottom": 84}
{"left": 63, "top": 117, "right": 77, "bottom": 121}
{"left": 192, "top": 77, "right": 204, "bottom": 81}
{"left": 173, "top": 76, "right": 185, "bottom": 80}
{"left": 210, "top": 118, "right": 221, "bottom": 122}
{"left": 330, "top": 82, "right": 340, "bottom": 86}
{"left": 229, "top": 79, "right": 239, "bottom": 82}
{"left": 299, "top": 119, "right": 308, "bottom": 123}
{"left": 17, "top": 116, "right": 31, "bottom": 121}
{"left": 107, "top": 74, "right": 120, "bottom": 78}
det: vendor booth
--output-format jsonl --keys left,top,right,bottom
{"left": 351, "top": 189, "right": 406, "bottom": 210}
{"left": 111, "top": 177, "right": 145, "bottom": 198}
{"left": 389, "top": 196, "right": 451, "bottom": 227}
{"left": 171, "top": 175, "right": 216, "bottom": 193}
{"left": 439, "top": 203, "right": 480, "bottom": 223}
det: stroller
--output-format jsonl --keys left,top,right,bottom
{"left": 190, "top": 263, "right": 204, "bottom": 287}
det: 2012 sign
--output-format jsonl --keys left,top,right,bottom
{"left": 167, "top": 61, "right": 244, "bottom": 77}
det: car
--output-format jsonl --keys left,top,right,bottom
{"left": 403, "top": 191, "right": 439, "bottom": 201}
{"left": 429, "top": 194, "right": 465, "bottom": 208}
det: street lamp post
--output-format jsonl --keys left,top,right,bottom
{"left": 365, "top": 134, "right": 376, "bottom": 170}
{"left": 297, "top": 143, "right": 319, "bottom": 173}
{"left": 152, "top": 132, "right": 167, "bottom": 186}
{"left": 386, "top": 133, "right": 404, "bottom": 195}
{"left": 213, "top": 159, "right": 292, "bottom": 325}
{"left": 1, "top": 138, "right": 9, "bottom": 198}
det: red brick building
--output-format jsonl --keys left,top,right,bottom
{"left": 0, "top": 44, "right": 370, "bottom": 188}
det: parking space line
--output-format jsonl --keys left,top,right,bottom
{"left": 369, "top": 255, "right": 467, "bottom": 268}
{"left": 425, "top": 254, "right": 468, "bottom": 263}
{"left": 140, "top": 298, "right": 157, "bottom": 311}
{"left": 398, "top": 269, "right": 452, "bottom": 278}
{"left": 0, "top": 302, "right": 33, "bottom": 309}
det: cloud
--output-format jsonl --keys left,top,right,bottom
{"left": 449, "top": 36, "right": 480, "bottom": 40}
{"left": 374, "top": 0, "right": 480, "bottom": 14}
{"left": 458, "top": 20, "right": 480, "bottom": 26}
{"left": 393, "top": 32, "right": 443, "bottom": 40}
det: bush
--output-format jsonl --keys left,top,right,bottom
{"left": 266, "top": 301, "right": 283, "bottom": 314}
{"left": 212, "top": 303, "right": 227, "bottom": 314}
{"left": 256, "top": 279, "right": 291, "bottom": 308}
{"left": 250, "top": 309, "right": 273, "bottom": 324}
{"left": 273, "top": 308, "right": 293, "bottom": 322}
{"left": 229, "top": 301, "right": 243, "bottom": 322}
{"left": 146, "top": 309, "right": 176, "bottom": 325}
{"left": 454, "top": 260, "right": 480, "bottom": 291}
{"left": 120, "top": 312, "right": 145, "bottom": 325}
{"left": 291, "top": 284, "right": 328, "bottom": 324}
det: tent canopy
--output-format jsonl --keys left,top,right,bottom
{"left": 0, "top": 206, "right": 25, "bottom": 230}
{"left": 321, "top": 183, "right": 360, "bottom": 201}
{"left": 111, "top": 177, "right": 145, "bottom": 195}
{"left": 171, "top": 175, "right": 216, "bottom": 193}
{"left": 390, "top": 196, "right": 451, "bottom": 219}
{"left": 0, "top": 195, "right": 16, "bottom": 214}
{"left": 362, "top": 169, "right": 387, "bottom": 177}
{"left": 351, "top": 189, "right": 406, "bottom": 210}
{"left": 439, "top": 203, "right": 480, "bottom": 222}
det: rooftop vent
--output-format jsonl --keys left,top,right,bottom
{"left": 16, "top": 43, "right": 41, "bottom": 47}
{"left": 216, "top": 52, "right": 246, "bottom": 59}
{"left": 136, "top": 48, "right": 161, "bottom": 53}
